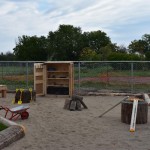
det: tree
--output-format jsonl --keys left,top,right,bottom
{"left": 108, "top": 52, "right": 141, "bottom": 61}
{"left": 47, "top": 24, "right": 83, "bottom": 61}
{"left": 100, "top": 45, "right": 112, "bottom": 60}
{"left": 128, "top": 34, "right": 150, "bottom": 55}
{"left": 79, "top": 47, "right": 100, "bottom": 60}
{"left": 128, "top": 39, "right": 147, "bottom": 54}
{"left": 12, "top": 24, "right": 116, "bottom": 61}
{"left": 0, "top": 52, "right": 15, "bottom": 61}
{"left": 5, "top": 52, "right": 15, "bottom": 60}
{"left": 13, "top": 35, "right": 48, "bottom": 61}
{"left": 142, "top": 34, "right": 150, "bottom": 56}
{"left": 0, "top": 52, "right": 5, "bottom": 60}
{"left": 142, "top": 34, "right": 150, "bottom": 49}
{"left": 117, "top": 44, "right": 128, "bottom": 53}
{"left": 145, "top": 51, "right": 150, "bottom": 60}
{"left": 83, "top": 30, "right": 111, "bottom": 54}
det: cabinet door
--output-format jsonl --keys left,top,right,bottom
{"left": 34, "top": 63, "right": 44, "bottom": 95}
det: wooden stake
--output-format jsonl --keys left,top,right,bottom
{"left": 130, "top": 99, "right": 138, "bottom": 132}
{"left": 99, "top": 96, "right": 129, "bottom": 118}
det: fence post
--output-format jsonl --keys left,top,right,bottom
{"left": 131, "top": 62, "right": 134, "bottom": 93}
{"left": 78, "top": 62, "right": 81, "bottom": 94}
{"left": 26, "top": 62, "right": 29, "bottom": 88}
{"left": 1, "top": 62, "right": 3, "bottom": 79}
{"left": 106, "top": 63, "right": 109, "bottom": 86}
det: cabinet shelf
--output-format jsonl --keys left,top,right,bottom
{"left": 47, "top": 71, "right": 69, "bottom": 73}
{"left": 47, "top": 78, "right": 69, "bottom": 80}
{"left": 47, "top": 85, "right": 69, "bottom": 87}
{"left": 34, "top": 61, "right": 74, "bottom": 97}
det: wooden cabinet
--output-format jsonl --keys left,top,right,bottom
{"left": 34, "top": 63, "right": 44, "bottom": 96}
{"left": 34, "top": 61, "right": 74, "bottom": 97}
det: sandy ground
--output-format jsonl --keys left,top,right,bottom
{"left": 1, "top": 93, "right": 150, "bottom": 150}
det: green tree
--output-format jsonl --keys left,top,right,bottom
{"left": 128, "top": 39, "right": 147, "bottom": 54}
{"left": 13, "top": 35, "right": 48, "bottom": 61}
{"left": 100, "top": 45, "right": 112, "bottom": 60}
{"left": 0, "top": 52, "right": 5, "bottom": 60}
{"left": 145, "top": 51, "right": 150, "bottom": 60}
{"left": 12, "top": 24, "right": 116, "bottom": 61}
{"left": 108, "top": 52, "right": 141, "bottom": 61}
{"left": 79, "top": 47, "right": 100, "bottom": 60}
{"left": 47, "top": 24, "right": 83, "bottom": 61}
{"left": 117, "top": 44, "right": 128, "bottom": 53}
{"left": 83, "top": 30, "right": 111, "bottom": 53}
{"left": 128, "top": 34, "right": 150, "bottom": 55}
{"left": 142, "top": 34, "right": 150, "bottom": 49}
{"left": 0, "top": 52, "right": 15, "bottom": 61}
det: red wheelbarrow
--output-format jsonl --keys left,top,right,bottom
{"left": 0, "top": 105, "right": 29, "bottom": 120}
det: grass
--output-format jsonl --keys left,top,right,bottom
{"left": 0, "top": 123, "right": 8, "bottom": 131}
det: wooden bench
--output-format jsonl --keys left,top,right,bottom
{"left": 0, "top": 85, "right": 7, "bottom": 98}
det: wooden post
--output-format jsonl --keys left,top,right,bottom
{"left": 99, "top": 96, "right": 129, "bottom": 118}
{"left": 0, "top": 85, "right": 7, "bottom": 98}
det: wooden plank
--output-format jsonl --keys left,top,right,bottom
{"left": 35, "top": 80, "right": 44, "bottom": 84}
{"left": 0, "top": 85, "right": 7, "bottom": 98}
{"left": 130, "top": 100, "right": 138, "bottom": 132}
{"left": 34, "top": 72, "right": 43, "bottom": 76}
{"left": 34, "top": 63, "right": 44, "bottom": 96}
{"left": 0, "top": 85, "right": 7, "bottom": 90}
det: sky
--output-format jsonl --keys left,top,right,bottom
{"left": 0, "top": 0, "right": 150, "bottom": 53}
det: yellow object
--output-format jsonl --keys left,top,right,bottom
{"left": 20, "top": 88, "right": 24, "bottom": 92}
{"left": 18, "top": 88, "right": 24, "bottom": 105}
{"left": 130, "top": 128, "right": 135, "bottom": 132}
{"left": 18, "top": 100, "right": 22, "bottom": 104}
{"left": 29, "top": 88, "right": 32, "bottom": 92}
{"left": 12, "top": 99, "right": 15, "bottom": 104}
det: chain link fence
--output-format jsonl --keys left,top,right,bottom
{"left": 0, "top": 61, "right": 150, "bottom": 94}
{"left": 0, "top": 61, "right": 35, "bottom": 91}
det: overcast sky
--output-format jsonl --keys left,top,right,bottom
{"left": 0, "top": 0, "right": 150, "bottom": 53}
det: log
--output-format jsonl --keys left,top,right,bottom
{"left": 63, "top": 99, "right": 71, "bottom": 109}
{"left": 121, "top": 100, "right": 148, "bottom": 124}
{"left": 69, "top": 100, "right": 76, "bottom": 111}
{"left": 64, "top": 95, "right": 87, "bottom": 111}
{"left": 79, "top": 99, "right": 88, "bottom": 109}
{"left": 0, "top": 125, "right": 25, "bottom": 149}
{"left": 72, "top": 95, "right": 83, "bottom": 101}
{"left": 72, "top": 95, "right": 88, "bottom": 109}
{"left": 76, "top": 100, "right": 82, "bottom": 111}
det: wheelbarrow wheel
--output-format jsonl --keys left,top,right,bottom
{"left": 21, "top": 111, "right": 29, "bottom": 119}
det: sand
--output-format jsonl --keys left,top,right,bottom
{"left": 1, "top": 93, "right": 150, "bottom": 150}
